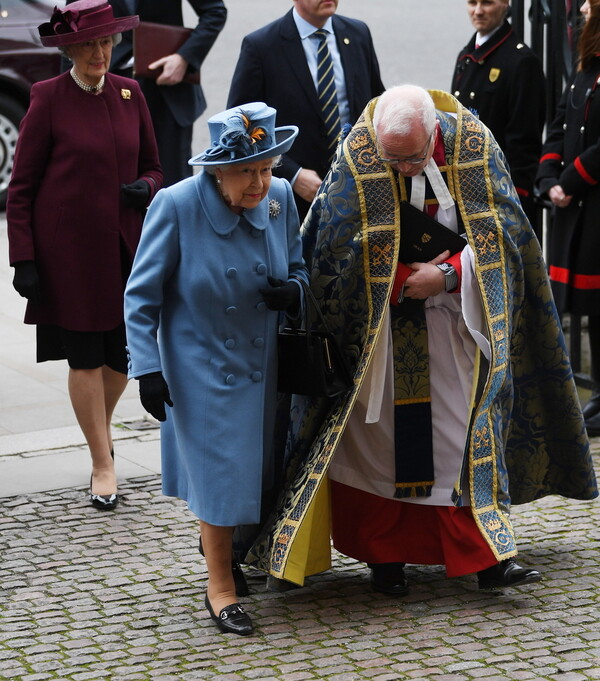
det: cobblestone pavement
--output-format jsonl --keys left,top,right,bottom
{"left": 2, "top": 447, "right": 599, "bottom": 681}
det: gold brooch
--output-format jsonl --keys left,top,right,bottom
{"left": 121, "top": 89, "right": 131, "bottom": 100}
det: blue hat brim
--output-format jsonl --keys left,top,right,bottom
{"left": 188, "top": 126, "right": 299, "bottom": 166}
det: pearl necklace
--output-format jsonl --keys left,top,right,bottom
{"left": 70, "top": 67, "right": 104, "bottom": 94}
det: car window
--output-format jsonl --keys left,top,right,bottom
{"left": 0, "top": 0, "right": 63, "bottom": 22}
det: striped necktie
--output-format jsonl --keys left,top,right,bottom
{"left": 314, "top": 29, "right": 341, "bottom": 159}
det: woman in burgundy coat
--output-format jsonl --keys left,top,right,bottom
{"left": 7, "top": 0, "right": 162, "bottom": 510}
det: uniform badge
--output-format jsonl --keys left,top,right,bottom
{"left": 121, "top": 89, "right": 131, "bottom": 100}
{"left": 488, "top": 68, "right": 500, "bottom": 83}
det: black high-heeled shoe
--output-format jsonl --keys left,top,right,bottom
{"left": 89, "top": 473, "right": 119, "bottom": 511}
{"left": 204, "top": 594, "right": 253, "bottom": 636}
{"left": 198, "top": 537, "right": 249, "bottom": 597}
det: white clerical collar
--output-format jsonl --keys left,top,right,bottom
{"left": 293, "top": 7, "right": 334, "bottom": 40}
{"left": 407, "top": 158, "right": 454, "bottom": 212}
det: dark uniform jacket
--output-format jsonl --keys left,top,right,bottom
{"left": 107, "top": 0, "right": 226, "bottom": 127}
{"left": 535, "top": 58, "right": 600, "bottom": 315}
{"left": 451, "top": 20, "right": 545, "bottom": 214}
{"left": 227, "top": 9, "right": 384, "bottom": 219}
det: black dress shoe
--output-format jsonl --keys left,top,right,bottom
{"left": 477, "top": 558, "right": 542, "bottom": 590}
{"left": 204, "top": 594, "right": 253, "bottom": 636}
{"left": 368, "top": 562, "right": 408, "bottom": 596}
{"left": 585, "top": 410, "right": 600, "bottom": 437}
{"left": 198, "top": 537, "right": 249, "bottom": 597}
{"left": 582, "top": 394, "right": 600, "bottom": 420}
{"left": 89, "top": 475, "right": 119, "bottom": 511}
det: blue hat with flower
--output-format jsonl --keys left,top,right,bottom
{"left": 189, "top": 102, "right": 298, "bottom": 166}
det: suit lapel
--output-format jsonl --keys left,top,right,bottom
{"left": 333, "top": 16, "right": 356, "bottom": 119}
{"left": 279, "top": 10, "right": 322, "bottom": 118}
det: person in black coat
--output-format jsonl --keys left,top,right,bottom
{"left": 535, "top": 0, "right": 600, "bottom": 436}
{"left": 451, "top": 0, "right": 545, "bottom": 229}
{"left": 227, "top": 0, "right": 384, "bottom": 219}
{"left": 72, "top": 0, "right": 227, "bottom": 187}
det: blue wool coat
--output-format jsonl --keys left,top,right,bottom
{"left": 125, "top": 172, "right": 307, "bottom": 525}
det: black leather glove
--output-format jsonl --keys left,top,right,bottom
{"left": 120, "top": 179, "right": 151, "bottom": 209}
{"left": 12, "top": 261, "right": 42, "bottom": 304}
{"left": 137, "top": 371, "right": 173, "bottom": 422}
{"left": 259, "top": 276, "right": 301, "bottom": 311}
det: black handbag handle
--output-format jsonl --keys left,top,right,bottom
{"left": 290, "top": 276, "right": 335, "bottom": 338}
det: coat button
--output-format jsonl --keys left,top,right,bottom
{"left": 563, "top": 123, "right": 567, "bottom": 130}
{"left": 580, "top": 126, "right": 585, "bottom": 133}
{"left": 469, "top": 91, "right": 475, "bottom": 100}
{"left": 225, "top": 374, "right": 236, "bottom": 385}
{"left": 454, "top": 90, "right": 460, "bottom": 97}
{"left": 253, "top": 337, "right": 264, "bottom": 348}
{"left": 251, "top": 371, "right": 262, "bottom": 382}
{"left": 226, "top": 267, "right": 237, "bottom": 278}
{"left": 256, "top": 263, "right": 267, "bottom": 274}
{"left": 225, "top": 338, "right": 236, "bottom": 349}
{"left": 226, "top": 306, "right": 238, "bottom": 315}
{"left": 256, "top": 301, "right": 266, "bottom": 312}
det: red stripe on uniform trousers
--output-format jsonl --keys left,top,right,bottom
{"left": 550, "top": 265, "right": 600, "bottom": 288}
{"left": 574, "top": 156, "right": 598, "bottom": 184}
{"left": 549, "top": 265, "right": 570, "bottom": 284}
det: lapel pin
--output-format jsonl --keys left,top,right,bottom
{"left": 121, "top": 89, "right": 131, "bottom": 100}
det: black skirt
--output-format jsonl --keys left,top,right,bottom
{"left": 36, "top": 322, "right": 128, "bottom": 373}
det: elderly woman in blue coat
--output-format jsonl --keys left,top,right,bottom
{"left": 125, "top": 103, "right": 306, "bottom": 636}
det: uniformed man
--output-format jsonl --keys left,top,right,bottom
{"left": 451, "top": 0, "right": 545, "bottom": 230}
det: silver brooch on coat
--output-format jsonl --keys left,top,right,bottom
{"left": 269, "top": 199, "right": 281, "bottom": 218}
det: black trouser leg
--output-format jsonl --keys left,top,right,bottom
{"left": 583, "top": 315, "right": 600, "bottom": 420}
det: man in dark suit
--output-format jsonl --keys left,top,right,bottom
{"left": 227, "top": 0, "right": 384, "bottom": 219}
{"left": 82, "top": 0, "right": 227, "bottom": 186}
{"left": 451, "top": 0, "right": 545, "bottom": 230}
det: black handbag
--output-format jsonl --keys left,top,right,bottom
{"left": 277, "top": 280, "right": 353, "bottom": 397}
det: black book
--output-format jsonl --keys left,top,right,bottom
{"left": 399, "top": 200, "right": 466, "bottom": 263}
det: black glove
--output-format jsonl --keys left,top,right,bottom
{"left": 120, "top": 179, "right": 151, "bottom": 209}
{"left": 137, "top": 371, "right": 173, "bottom": 422}
{"left": 12, "top": 261, "right": 42, "bottom": 305}
{"left": 259, "top": 276, "right": 301, "bottom": 311}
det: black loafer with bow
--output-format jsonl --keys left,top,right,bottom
{"left": 205, "top": 594, "right": 253, "bottom": 636}
{"left": 478, "top": 558, "right": 542, "bottom": 590}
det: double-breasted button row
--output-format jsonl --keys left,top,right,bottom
{"left": 225, "top": 263, "right": 268, "bottom": 276}
{"left": 224, "top": 371, "right": 263, "bottom": 384}
{"left": 224, "top": 337, "right": 264, "bottom": 349}
{"left": 224, "top": 302, "right": 268, "bottom": 314}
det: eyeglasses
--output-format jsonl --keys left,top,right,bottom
{"left": 377, "top": 132, "right": 434, "bottom": 166}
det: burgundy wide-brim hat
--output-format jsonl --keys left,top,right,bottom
{"left": 38, "top": 0, "right": 139, "bottom": 47}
